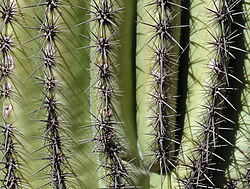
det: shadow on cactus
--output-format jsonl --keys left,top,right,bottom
{"left": 0, "top": 0, "right": 248, "bottom": 188}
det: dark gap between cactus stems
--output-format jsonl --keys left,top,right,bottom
{"left": 212, "top": 0, "right": 247, "bottom": 186}
{"left": 174, "top": 0, "right": 190, "bottom": 158}
{"left": 131, "top": 0, "right": 137, "bottom": 140}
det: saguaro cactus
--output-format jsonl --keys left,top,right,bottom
{"left": 0, "top": 0, "right": 28, "bottom": 187}
{"left": 0, "top": 0, "right": 248, "bottom": 188}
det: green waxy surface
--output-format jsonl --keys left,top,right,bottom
{"left": 0, "top": 0, "right": 248, "bottom": 188}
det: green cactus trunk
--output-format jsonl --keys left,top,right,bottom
{"left": 0, "top": 0, "right": 248, "bottom": 188}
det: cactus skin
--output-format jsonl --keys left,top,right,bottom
{"left": 22, "top": 0, "right": 78, "bottom": 188}
{"left": 0, "top": 0, "right": 247, "bottom": 188}
{"left": 222, "top": 1, "right": 249, "bottom": 188}
{"left": 180, "top": 0, "right": 249, "bottom": 189}
{"left": 143, "top": 1, "right": 183, "bottom": 177}
{"left": 0, "top": 0, "right": 28, "bottom": 188}
{"left": 79, "top": 0, "right": 135, "bottom": 188}
{"left": 136, "top": 0, "right": 188, "bottom": 188}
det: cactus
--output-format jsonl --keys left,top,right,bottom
{"left": 0, "top": 0, "right": 248, "bottom": 188}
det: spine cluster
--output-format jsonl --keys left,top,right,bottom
{"left": 0, "top": 0, "right": 25, "bottom": 188}
{"left": 184, "top": 0, "right": 246, "bottom": 188}
{"left": 142, "top": 0, "right": 186, "bottom": 185}
{"left": 24, "top": 1, "right": 75, "bottom": 188}
{"left": 80, "top": 0, "right": 133, "bottom": 188}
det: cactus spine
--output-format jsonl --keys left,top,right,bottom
{"left": 0, "top": 0, "right": 27, "bottom": 187}
{"left": 22, "top": 0, "right": 77, "bottom": 187}
{"left": 79, "top": 0, "right": 135, "bottom": 188}
{"left": 182, "top": 0, "right": 248, "bottom": 188}
{"left": 0, "top": 0, "right": 246, "bottom": 188}
{"left": 136, "top": 0, "right": 187, "bottom": 188}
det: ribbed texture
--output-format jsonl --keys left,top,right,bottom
{"left": 79, "top": 0, "right": 135, "bottom": 188}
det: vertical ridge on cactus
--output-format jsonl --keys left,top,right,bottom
{"left": 0, "top": 0, "right": 248, "bottom": 188}
{"left": 136, "top": 0, "right": 189, "bottom": 188}
{"left": 79, "top": 0, "right": 136, "bottom": 188}
{"left": 0, "top": 0, "right": 29, "bottom": 188}
{"left": 182, "top": 0, "right": 248, "bottom": 188}
{"left": 22, "top": 0, "right": 78, "bottom": 188}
